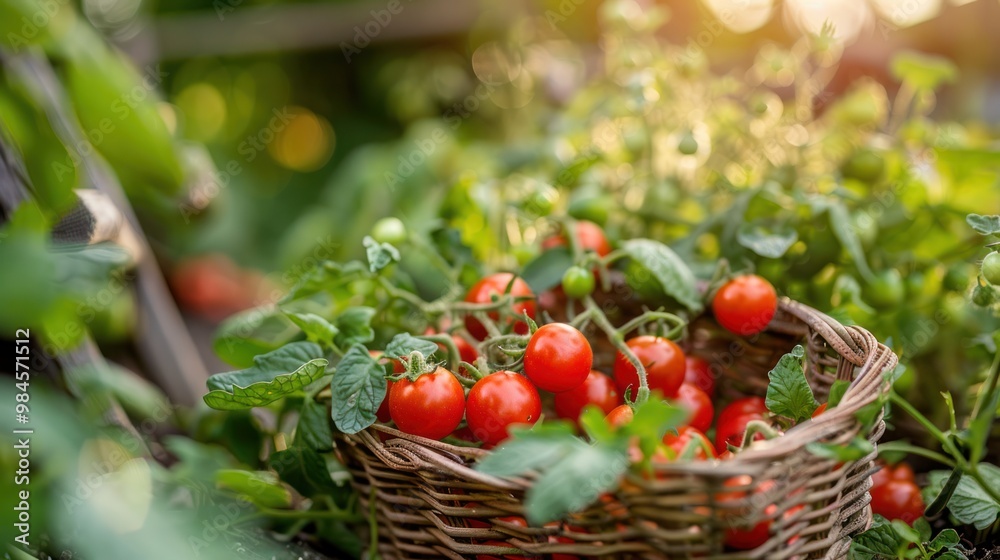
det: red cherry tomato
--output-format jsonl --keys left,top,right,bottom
{"left": 388, "top": 367, "right": 465, "bottom": 440}
{"left": 605, "top": 404, "right": 634, "bottom": 428}
{"left": 871, "top": 480, "right": 924, "bottom": 524}
{"left": 613, "top": 336, "right": 686, "bottom": 399}
{"left": 718, "top": 396, "right": 768, "bottom": 426}
{"left": 715, "top": 397, "right": 768, "bottom": 452}
{"left": 674, "top": 383, "right": 714, "bottom": 432}
{"left": 712, "top": 275, "right": 778, "bottom": 336}
{"left": 466, "top": 372, "right": 542, "bottom": 446}
{"left": 662, "top": 425, "right": 716, "bottom": 460}
{"left": 684, "top": 356, "right": 716, "bottom": 397}
{"left": 461, "top": 502, "right": 491, "bottom": 529}
{"left": 554, "top": 370, "right": 621, "bottom": 423}
{"left": 542, "top": 220, "right": 612, "bottom": 257}
{"left": 524, "top": 323, "right": 593, "bottom": 393}
{"left": 464, "top": 273, "right": 536, "bottom": 341}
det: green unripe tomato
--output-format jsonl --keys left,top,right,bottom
{"left": 943, "top": 262, "right": 973, "bottom": 292}
{"left": 568, "top": 196, "right": 611, "bottom": 226}
{"left": 677, "top": 131, "right": 698, "bottom": 155}
{"left": 525, "top": 184, "right": 557, "bottom": 217}
{"left": 562, "top": 266, "right": 595, "bottom": 299}
{"left": 982, "top": 252, "right": 1000, "bottom": 286}
{"left": 972, "top": 284, "right": 997, "bottom": 307}
{"left": 864, "top": 269, "right": 904, "bottom": 309}
{"left": 371, "top": 217, "right": 406, "bottom": 245}
{"left": 841, "top": 149, "right": 885, "bottom": 183}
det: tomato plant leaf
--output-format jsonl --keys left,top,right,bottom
{"left": 523, "top": 444, "right": 629, "bottom": 525}
{"left": 827, "top": 202, "right": 875, "bottom": 282}
{"left": 928, "top": 465, "right": 1000, "bottom": 529}
{"left": 736, "top": 223, "right": 798, "bottom": 258}
{"left": 627, "top": 399, "right": 688, "bottom": 461}
{"left": 204, "top": 342, "right": 329, "bottom": 410}
{"left": 765, "top": 345, "right": 817, "bottom": 422}
{"left": 280, "top": 260, "right": 369, "bottom": 304}
{"left": 927, "top": 528, "right": 960, "bottom": 553}
{"left": 806, "top": 436, "right": 873, "bottom": 462}
{"left": 579, "top": 406, "right": 618, "bottom": 444}
{"left": 828, "top": 379, "right": 850, "bottom": 408}
{"left": 213, "top": 308, "right": 301, "bottom": 368}
{"left": 215, "top": 469, "right": 293, "bottom": 509}
{"left": 849, "top": 516, "right": 904, "bottom": 560}
{"left": 384, "top": 332, "right": 440, "bottom": 361}
{"left": 334, "top": 306, "right": 376, "bottom": 347}
{"left": 330, "top": 345, "right": 386, "bottom": 434}
{"left": 475, "top": 422, "right": 581, "bottom": 477}
{"left": 620, "top": 239, "right": 702, "bottom": 312}
{"left": 363, "top": 235, "right": 400, "bottom": 273}
{"left": 286, "top": 312, "right": 339, "bottom": 348}
{"left": 966, "top": 214, "right": 1000, "bottom": 236}
{"left": 296, "top": 398, "right": 333, "bottom": 452}
{"left": 268, "top": 447, "right": 339, "bottom": 497}
{"left": 521, "top": 246, "right": 573, "bottom": 294}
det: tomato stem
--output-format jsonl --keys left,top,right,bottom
{"left": 615, "top": 310, "right": 688, "bottom": 339}
{"left": 583, "top": 295, "right": 650, "bottom": 404}
{"left": 969, "top": 350, "right": 1000, "bottom": 428}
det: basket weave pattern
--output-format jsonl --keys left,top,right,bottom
{"left": 335, "top": 298, "right": 898, "bottom": 559}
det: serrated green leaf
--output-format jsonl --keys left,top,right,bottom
{"left": 912, "top": 517, "right": 932, "bottom": 543}
{"left": 849, "top": 516, "right": 904, "bottom": 560}
{"left": 966, "top": 214, "right": 1000, "bottom": 235}
{"left": 286, "top": 312, "right": 339, "bottom": 347}
{"left": 927, "top": 528, "right": 960, "bottom": 552}
{"left": 524, "top": 444, "right": 629, "bottom": 525}
{"left": 522, "top": 246, "right": 573, "bottom": 294}
{"left": 280, "top": 260, "right": 369, "bottom": 304}
{"left": 579, "top": 405, "right": 617, "bottom": 444}
{"left": 829, "top": 380, "right": 850, "bottom": 408}
{"left": 620, "top": 239, "right": 702, "bottom": 312}
{"left": 213, "top": 308, "right": 300, "bottom": 368}
{"left": 296, "top": 398, "right": 333, "bottom": 451}
{"left": 941, "top": 464, "right": 1000, "bottom": 529}
{"left": 334, "top": 307, "right": 376, "bottom": 347}
{"left": 476, "top": 422, "right": 581, "bottom": 477}
{"left": 204, "top": 342, "right": 328, "bottom": 410}
{"left": 363, "top": 235, "right": 400, "bottom": 273}
{"left": 891, "top": 519, "right": 920, "bottom": 544}
{"left": 330, "top": 345, "right": 386, "bottom": 434}
{"left": 736, "top": 223, "right": 799, "bottom": 258}
{"left": 268, "top": 447, "right": 339, "bottom": 497}
{"left": 627, "top": 399, "right": 688, "bottom": 461}
{"left": 215, "top": 469, "right": 293, "bottom": 509}
{"left": 807, "top": 436, "right": 873, "bottom": 462}
{"left": 384, "top": 332, "right": 440, "bottom": 361}
{"left": 765, "top": 345, "right": 817, "bottom": 422}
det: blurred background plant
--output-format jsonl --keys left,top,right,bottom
{"left": 3, "top": 0, "right": 1000, "bottom": 557}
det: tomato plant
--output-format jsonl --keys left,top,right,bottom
{"left": 524, "top": 323, "right": 593, "bottom": 393}
{"left": 711, "top": 275, "right": 778, "bottom": 336}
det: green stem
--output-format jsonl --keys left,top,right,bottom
{"left": 969, "top": 350, "right": 1000, "bottom": 425}
{"left": 420, "top": 333, "right": 460, "bottom": 374}
{"left": 615, "top": 310, "right": 687, "bottom": 339}
{"left": 368, "top": 487, "right": 379, "bottom": 560}
{"left": 889, "top": 392, "right": 951, "bottom": 450}
{"left": 583, "top": 296, "right": 649, "bottom": 404}
{"left": 877, "top": 441, "right": 956, "bottom": 468}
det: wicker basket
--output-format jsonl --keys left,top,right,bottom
{"left": 334, "top": 298, "right": 898, "bottom": 559}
